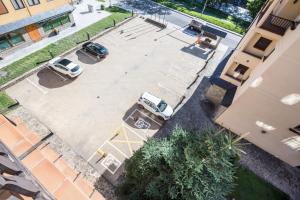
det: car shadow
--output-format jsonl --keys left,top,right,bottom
{"left": 75, "top": 50, "right": 100, "bottom": 65}
{"left": 122, "top": 103, "right": 164, "bottom": 131}
{"left": 181, "top": 44, "right": 213, "bottom": 60}
{"left": 37, "top": 67, "right": 74, "bottom": 88}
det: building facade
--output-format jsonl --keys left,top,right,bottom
{"left": 0, "top": 0, "right": 74, "bottom": 58}
{"left": 206, "top": 0, "right": 300, "bottom": 167}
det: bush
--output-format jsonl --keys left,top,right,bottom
{"left": 117, "top": 127, "right": 240, "bottom": 200}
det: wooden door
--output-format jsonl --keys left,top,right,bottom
{"left": 25, "top": 24, "right": 41, "bottom": 42}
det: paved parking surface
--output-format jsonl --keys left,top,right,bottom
{"left": 6, "top": 17, "right": 228, "bottom": 178}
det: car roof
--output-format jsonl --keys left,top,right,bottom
{"left": 141, "top": 92, "right": 161, "bottom": 105}
{"left": 89, "top": 42, "right": 105, "bottom": 49}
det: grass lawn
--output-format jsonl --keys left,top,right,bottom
{"left": 0, "top": 6, "right": 131, "bottom": 86}
{"left": 232, "top": 167, "right": 289, "bottom": 200}
{"left": 153, "top": 0, "right": 250, "bottom": 34}
{"left": 0, "top": 91, "right": 16, "bottom": 112}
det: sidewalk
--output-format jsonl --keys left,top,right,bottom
{"left": 0, "top": 0, "right": 110, "bottom": 68}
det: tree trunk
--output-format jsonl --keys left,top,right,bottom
{"left": 202, "top": 0, "right": 209, "bottom": 14}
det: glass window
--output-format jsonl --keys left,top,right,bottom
{"left": 52, "top": 18, "right": 62, "bottom": 28}
{"left": 60, "top": 16, "right": 70, "bottom": 25}
{"left": 254, "top": 37, "right": 272, "bottom": 51}
{"left": 10, "top": 0, "right": 25, "bottom": 9}
{"left": 9, "top": 33, "right": 24, "bottom": 45}
{"left": 43, "top": 22, "right": 52, "bottom": 32}
{"left": 0, "top": 37, "right": 11, "bottom": 51}
{"left": 27, "top": 0, "right": 40, "bottom": 6}
{"left": 234, "top": 64, "right": 249, "bottom": 75}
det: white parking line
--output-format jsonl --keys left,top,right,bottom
{"left": 87, "top": 140, "right": 108, "bottom": 162}
{"left": 106, "top": 141, "right": 129, "bottom": 159}
{"left": 122, "top": 122, "right": 147, "bottom": 141}
{"left": 136, "top": 109, "right": 163, "bottom": 126}
{"left": 26, "top": 78, "right": 47, "bottom": 95}
{"left": 158, "top": 82, "right": 181, "bottom": 97}
{"left": 47, "top": 67, "right": 68, "bottom": 81}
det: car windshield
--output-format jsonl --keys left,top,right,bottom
{"left": 157, "top": 100, "right": 167, "bottom": 112}
{"left": 95, "top": 44, "right": 106, "bottom": 53}
{"left": 58, "top": 59, "right": 72, "bottom": 66}
{"left": 71, "top": 65, "right": 80, "bottom": 72}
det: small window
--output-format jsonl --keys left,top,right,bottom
{"left": 10, "top": 0, "right": 25, "bottom": 9}
{"left": 290, "top": 125, "right": 300, "bottom": 135}
{"left": 254, "top": 37, "right": 272, "bottom": 51}
{"left": 234, "top": 64, "right": 249, "bottom": 75}
{"left": 27, "top": 0, "right": 40, "bottom": 6}
{"left": 0, "top": 0, "right": 8, "bottom": 14}
{"left": 0, "top": 36, "right": 11, "bottom": 51}
{"left": 8, "top": 33, "right": 24, "bottom": 45}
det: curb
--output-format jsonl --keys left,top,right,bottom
{"left": 151, "top": 0, "right": 243, "bottom": 37}
{"left": 0, "top": 15, "right": 136, "bottom": 91}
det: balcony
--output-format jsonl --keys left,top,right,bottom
{"left": 260, "top": 14, "right": 294, "bottom": 36}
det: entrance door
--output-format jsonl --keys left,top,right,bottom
{"left": 25, "top": 24, "right": 41, "bottom": 42}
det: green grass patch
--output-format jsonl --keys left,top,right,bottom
{"left": 0, "top": 92, "right": 16, "bottom": 112}
{"left": 154, "top": 0, "right": 250, "bottom": 34}
{"left": 0, "top": 7, "right": 131, "bottom": 86}
{"left": 232, "top": 167, "right": 289, "bottom": 200}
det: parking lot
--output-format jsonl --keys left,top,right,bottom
{"left": 6, "top": 17, "right": 228, "bottom": 178}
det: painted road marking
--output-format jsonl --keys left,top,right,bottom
{"left": 47, "top": 67, "right": 68, "bottom": 81}
{"left": 107, "top": 140, "right": 129, "bottom": 159}
{"left": 101, "top": 153, "right": 121, "bottom": 174}
{"left": 26, "top": 78, "right": 47, "bottom": 95}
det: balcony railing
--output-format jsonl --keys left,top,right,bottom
{"left": 260, "top": 14, "right": 294, "bottom": 36}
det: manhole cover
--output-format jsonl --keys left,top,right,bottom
{"left": 0, "top": 71, "right": 7, "bottom": 77}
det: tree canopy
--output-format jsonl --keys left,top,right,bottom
{"left": 117, "top": 127, "right": 240, "bottom": 200}
{"left": 247, "top": 0, "right": 266, "bottom": 18}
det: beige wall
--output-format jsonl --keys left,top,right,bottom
{"left": 216, "top": 20, "right": 300, "bottom": 167}
{"left": 0, "top": 0, "right": 69, "bottom": 25}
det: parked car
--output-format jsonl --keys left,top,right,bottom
{"left": 82, "top": 42, "right": 108, "bottom": 59}
{"left": 48, "top": 57, "right": 82, "bottom": 78}
{"left": 137, "top": 92, "right": 173, "bottom": 120}
{"left": 189, "top": 19, "right": 204, "bottom": 33}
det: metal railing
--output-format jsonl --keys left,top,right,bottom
{"left": 261, "top": 14, "right": 294, "bottom": 35}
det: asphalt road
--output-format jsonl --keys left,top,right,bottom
{"left": 115, "top": 0, "right": 242, "bottom": 49}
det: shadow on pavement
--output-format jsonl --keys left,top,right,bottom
{"left": 181, "top": 44, "right": 213, "bottom": 60}
{"left": 123, "top": 103, "right": 164, "bottom": 130}
{"left": 37, "top": 68, "right": 74, "bottom": 88}
{"left": 154, "top": 76, "right": 213, "bottom": 138}
{"left": 75, "top": 50, "right": 100, "bottom": 65}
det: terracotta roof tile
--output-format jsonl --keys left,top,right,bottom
{"left": 54, "top": 180, "right": 89, "bottom": 200}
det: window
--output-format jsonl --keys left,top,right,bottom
{"left": 27, "top": 0, "right": 40, "bottom": 6}
{"left": 254, "top": 37, "right": 272, "bottom": 51}
{"left": 10, "top": 0, "right": 25, "bottom": 9}
{"left": 0, "top": 33, "right": 24, "bottom": 52}
{"left": 0, "top": 0, "right": 8, "bottom": 14}
{"left": 42, "top": 15, "right": 70, "bottom": 32}
{"left": 234, "top": 64, "right": 249, "bottom": 75}
{"left": 0, "top": 36, "right": 11, "bottom": 51}
{"left": 290, "top": 125, "right": 300, "bottom": 135}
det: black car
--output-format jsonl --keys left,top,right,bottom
{"left": 82, "top": 42, "right": 108, "bottom": 59}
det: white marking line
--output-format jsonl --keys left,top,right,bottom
{"left": 106, "top": 141, "right": 129, "bottom": 159}
{"left": 101, "top": 153, "right": 121, "bottom": 174}
{"left": 47, "top": 67, "right": 67, "bottom": 81}
{"left": 122, "top": 122, "right": 147, "bottom": 141}
{"left": 158, "top": 82, "right": 181, "bottom": 98}
{"left": 26, "top": 78, "right": 47, "bottom": 95}
{"left": 87, "top": 140, "right": 109, "bottom": 162}
{"left": 136, "top": 109, "right": 163, "bottom": 126}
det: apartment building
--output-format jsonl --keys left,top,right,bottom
{"left": 0, "top": 0, "right": 74, "bottom": 57}
{"left": 206, "top": 0, "right": 300, "bottom": 167}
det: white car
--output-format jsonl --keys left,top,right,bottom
{"left": 48, "top": 57, "right": 82, "bottom": 78}
{"left": 137, "top": 92, "right": 173, "bottom": 120}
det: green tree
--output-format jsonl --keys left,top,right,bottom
{"left": 247, "top": 0, "right": 266, "bottom": 19}
{"left": 117, "top": 127, "right": 240, "bottom": 200}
